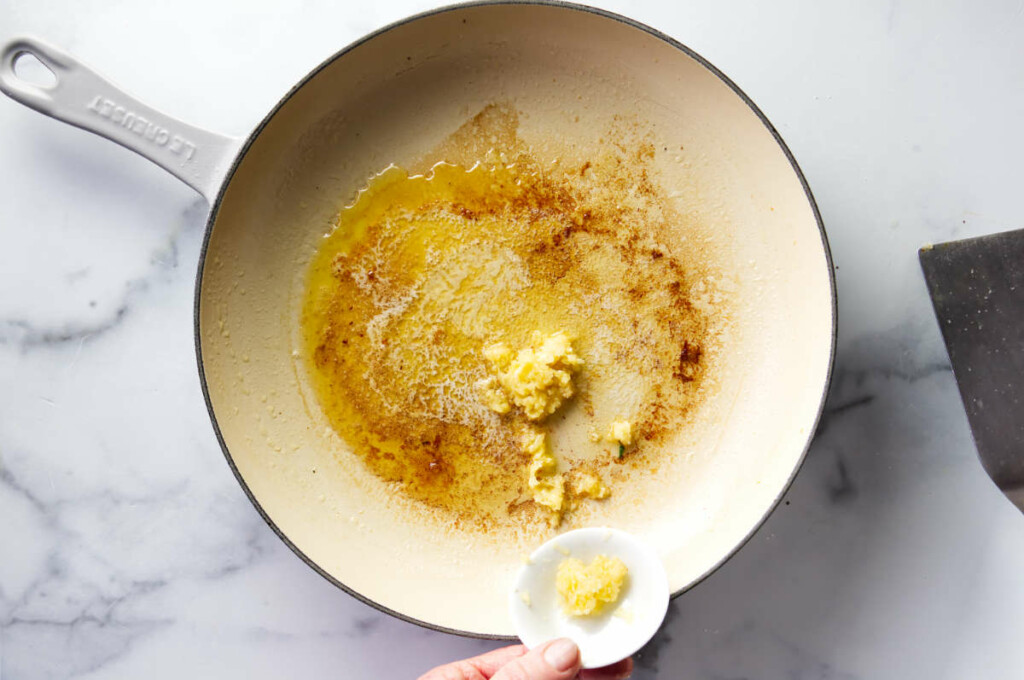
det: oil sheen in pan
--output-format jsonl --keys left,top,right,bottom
{"left": 299, "top": 104, "right": 732, "bottom": 532}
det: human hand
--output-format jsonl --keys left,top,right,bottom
{"left": 418, "top": 639, "right": 633, "bottom": 680}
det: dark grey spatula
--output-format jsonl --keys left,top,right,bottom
{"left": 919, "top": 228, "right": 1024, "bottom": 512}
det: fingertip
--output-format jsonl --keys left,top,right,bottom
{"left": 492, "top": 638, "right": 581, "bottom": 680}
{"left": 542, "top": 638, "right": 581, "bottom": 672}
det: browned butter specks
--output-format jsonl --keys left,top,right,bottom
{"left": 300, "top": 104, "right": 722, "bottom": 530}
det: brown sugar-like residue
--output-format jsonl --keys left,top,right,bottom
{"left": 299, "top": 103, "right": 719, "bottom": 531}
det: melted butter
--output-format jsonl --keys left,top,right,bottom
{"left": 300, "top": 115, "right": 715, "bottom": 530}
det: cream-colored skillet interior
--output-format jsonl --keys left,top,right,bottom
{"left": 199, "top": 3, "right": 834, "bottom": 637}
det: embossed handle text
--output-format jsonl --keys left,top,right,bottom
{"left": 86, "top": 95, "right": 196, "bottom": 161}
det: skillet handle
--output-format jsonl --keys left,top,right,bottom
{"left": 0, "top": 37, "right": 240, "bottom": 203}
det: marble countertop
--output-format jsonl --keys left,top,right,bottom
{"left": 2, "top": 1, "right": 1023, "bottom": 678}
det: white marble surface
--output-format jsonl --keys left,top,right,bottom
{"left": 2, "top": 1, "right": 1023, "bottom": 678}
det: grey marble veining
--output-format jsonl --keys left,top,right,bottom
{"left": 3, "top": 1, "right": 1024, "bottom": 678}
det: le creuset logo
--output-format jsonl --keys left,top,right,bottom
{"left": 85, "top": 94, "right": 197, "bottom": 161}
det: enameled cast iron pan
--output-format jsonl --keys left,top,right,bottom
{"left": 0, "top": 1, "right": 835, "bottom": 637}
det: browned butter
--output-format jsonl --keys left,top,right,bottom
{"left": 300, "top": 109, "right": 716, "bottom": 530}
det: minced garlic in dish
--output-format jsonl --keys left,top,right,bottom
{"left": 556, "top": 554, "right": 629, "bottom": 617}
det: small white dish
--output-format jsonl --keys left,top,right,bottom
{"left": 509, "top": 527, "right": 670, "bottom": 669}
